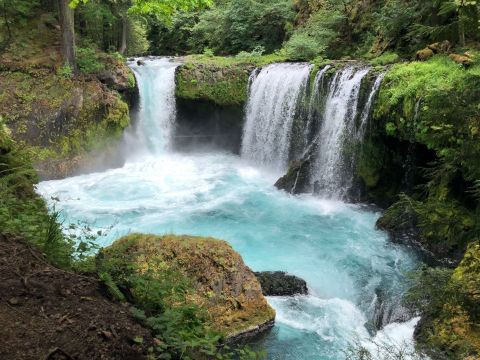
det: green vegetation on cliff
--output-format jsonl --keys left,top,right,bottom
{"left": 370, "top": 55, "right": 480, "bottom": 261}
{"left": 351, "top": 55, "right": 480, "bottom": 358}
{"left": 406, "top": 242, "right": 480, "bottom": 358}
{"left": 0, "top": 10, "right": 136, "bottom": 179}
{"left": 175, "top": 54, "right": 286, "bottom": 106}
{"left": 0, "top": 121, "right": 73, "bottom": 268}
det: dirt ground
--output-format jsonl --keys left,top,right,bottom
{"left": 0, "top": 234, "right": 153, "bottom": 359}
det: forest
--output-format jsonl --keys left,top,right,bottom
{"left": 0, "top": 0, "right": 479, "bottom": 360}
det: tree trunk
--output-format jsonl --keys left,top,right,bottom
{"left": 119, "top": 16, "right": 127, "bottom": 55}
{"left": 58, "top": 0, "right": 76, "bottom": 69}
{"left": 458, "top": 15, "right": 466, "bottom": 47}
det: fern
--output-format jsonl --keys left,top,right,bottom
{"left": 99, "top": 272, "right": 127, "bottom": 302}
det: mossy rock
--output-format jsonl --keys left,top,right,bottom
{"left": 97, "top": 234, "right": 275, "bottom": 339}
{"left": 175, "top": 62, "right": 254, "bottom": 106}
{"left": 415, "top": 243, "right": 480, "bottom": 359}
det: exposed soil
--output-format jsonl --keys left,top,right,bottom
{"left": 0, "top": 234, "right": 154, "bottom": 360}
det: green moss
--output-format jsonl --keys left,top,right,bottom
{"left": 96, "top": 234, "right": 274, "bottom": 357}
{"left": 373, "top": 55, "right": 480, "bottom": 255}
{"left": 410, "top": 243, "right": 480, "bottom": 359}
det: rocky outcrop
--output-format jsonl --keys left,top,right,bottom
{"left": 254, "top": 271, "right": 308, "bottom": 296}
{"left": 175, "top": 60, "right": 254, "bottom": 106}
{"left": 97, "top": 234, "right": 276, "bottom": 340}
{"left": 414, "top": 242, "right": 480, "bottom": 358}
{"left": 0, "top": 69, "right": 132, "bottom": 180}
{"left": 174, "top": 98, "right": 244, "bottom": 154}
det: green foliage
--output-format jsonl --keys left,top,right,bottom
{"left": 0, "top": 0, "right": 39, "bottom": 50}
{"left": 57, "top": 64, "right": 74, "bottom": 78}
{"left": 126, "top": 16, "right": 149, "bottom": 55}
{"left": 368, "top": 52, "right": 400, "bottom": 66}
{"left": 284, "top": 3, "right": 344, "bottom": 59}
{"left": 0, "top": 118, "right": 74, "bottom": 268}
{"left": 202, "top": 47, "right": 214, "bottom": 57}
{"left": 376, "top": 56, "right": 480, "bottom": 184}
{"left": 378, "top": 193, "right": 475, "bottom": 258}
{"left": 128, "top": 0, "right": 213, "bottom": 24}
{"left": 76, "top": 46, "right": 105, "bottom": 73}
{"left": 175, "top": 54, "right": 286, "bottom": 106}
{"left": 405, "top": 254, "right": 480, "bottom": 358}
{"left": 285, "top": 32, "right": 322, "bottom": 61}
{"left": 236, "top": 46, "right": 265, "bottom": 59}
{"left": 187, "top": 0, "right": 295, "bottom": 55}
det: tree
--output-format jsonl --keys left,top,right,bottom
{"left": 0, "top": 0, "right": 40, "bottom": 52}
{"left": 65, "top": 0, "right": 213, "bottom": 67}
{"left": 58, "top": 0, "right": 76, "bottom": 69}
{"left": 128, "top": 0, "right": 213, "bottom": 23}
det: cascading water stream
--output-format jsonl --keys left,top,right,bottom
{"left": 311, "top": 67, "right": 370, "bottom": 199}
{"left": 358, "top": 72, "right": 385, "bottom": 137}
{"left": 127, "top": 58, "right": 179, "bottom": 156}
{"left": 37, "top": 59, "right": 422, "bottom": 360}
{"left": 304, "top": 65, "right": 331, "bottom": 144}
{"left": 241, "top": 63, "right": 312, "bottom": 170}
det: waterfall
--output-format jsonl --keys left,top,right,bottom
{"left": 358, "top": 72, "right": 385, "bottom": 137}
{"left": 304, "top": 65, "right": 332, "bottom": 144}
{"left": 128, "top": 58, "right": 179, "bottom": 156}
{"left": 241, "top": 63, "right": 312, "bottom": 170}
{"left": 311, "top": 67, "right": 371, "bottom": 199}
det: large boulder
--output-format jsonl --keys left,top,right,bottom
{"left": 254, "top": 271, "right": 308, "bottom": 296}
{"left": 97, "top": 234, "right": 275, "bottom": 340}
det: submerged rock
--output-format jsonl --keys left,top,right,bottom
{"left": 254, "top": 271, "right": 308, "bottom": 296}
{"left": 97, "top": 234, "right": 275, "bottom": 340}
{"left": 275, "top": 139, "right": 317, "bottom": 194}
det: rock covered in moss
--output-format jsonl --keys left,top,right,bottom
{"left": 414, "top": 242, "right": 480, "bottom": 358}
{"left": 254, "top": 271, "right": 308, "bottom": 296}
{"left": 416, "top": 48, "right": 434, "bottom": 61}
{"left": 449, "top": 53, "right": 474, "bottom": 67}
{"left": 453, "top": 242, "right": 480, "bottom": 303}
{"left": 97, "top": 234, "right": 275, "bottom": 340}
{"left": 175, "top": 60, "right": 254, "bottom": 106}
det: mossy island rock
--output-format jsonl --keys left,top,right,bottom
{"left": 97, "top": 234, "right": 275, "bottom": 341}
{"left": 254, "top": 271, "right": 308, "bottom": 296}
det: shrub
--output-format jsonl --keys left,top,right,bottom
{"left": 57, "top": 64, "right": 73, "bottom": 78}
{"left": 285, "top": 33, "right": 322, "bottom": 61}
{"left": 76, "top": 46, "right": 105, "bottom": 74}
{"left": 203, "top": 47, "right": 214, "bottom": 57}
{"left": 236, "top": 45, "right": 266, "bottom": 59}
{"left": 0, "top": 119, "right": 74, "bottom": 268}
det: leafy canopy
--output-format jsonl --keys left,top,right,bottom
{"left": 70, "top": 0, "right": 213, "bottom": 23}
